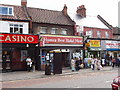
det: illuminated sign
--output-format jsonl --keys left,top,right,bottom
{"left": 0, "top": 33, "right": 38, "bottom": 44}
{"left": 40, "top": 35, "right": 83, "bottom": 46}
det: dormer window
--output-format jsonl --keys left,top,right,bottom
{"left": 0, "top": 6, "right": 13, "bottom": 16}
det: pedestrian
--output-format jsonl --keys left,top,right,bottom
{"left": 91, "top": 57, "right": 95, "bottom": 70}
{"left": 75, "top": 57, "right": 80, "bottom": 71}
{"left": 26, "top": 56, "right": 32, "bottom": 72}
{"left": 96, "top": 57, "right": 102, "bottom": 70}
{"left": 115, "top": 56, "right": 120, "bottom": 67}
{"left": 84, "top": 57, "right": 88, "bottom": 69}
{"left": 112, "top": 57, "right": 116, "bottom": 68}
{"left": 101, "top": 58, "right": 105, "bottom": 67}
{"left": 71, "top": 58, "right": 76, "bottom": 72}
{"left": 118, "top": 55, "right": 120, "bottom": 67}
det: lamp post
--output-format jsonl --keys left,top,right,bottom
{"left": 83, "top": 36, "right": 89, "bottom": 60}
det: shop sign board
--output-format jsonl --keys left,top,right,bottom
{"left": 106, "top": 41, "right": 120, "bottom": 50}
{"left": 0, "top": 33, "right": 38, "bottom": 44}
{"left": 89, "top": 40, "right": 101, "bottom": 47}
{"left": 40, "top": 35, "right": 83, "bottom": 46}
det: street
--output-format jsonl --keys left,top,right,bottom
{"left": 2, "top": 67, "right": 118, "bottom": 88}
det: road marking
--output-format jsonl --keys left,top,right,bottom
{"left": 105, "top": 80, "right": 112, "bottom": 83}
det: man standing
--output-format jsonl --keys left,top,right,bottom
{"left": 26, "top": 56, "right": 32, "bottom": 72}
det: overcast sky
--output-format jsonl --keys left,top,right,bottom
{"left": 0, "top": 0, "right": 119, "bottom": 27}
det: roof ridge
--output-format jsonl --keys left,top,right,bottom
{"left": 27, "top": 6, "right": 62, "bottom": 12}
{"left": 0, "top": 4, "right": 21, "bottom": 7}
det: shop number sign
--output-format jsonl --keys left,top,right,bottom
{"left": 0, "top": 33, "right": 38, "bottom": 44}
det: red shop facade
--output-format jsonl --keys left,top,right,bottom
{"left": 0, "top": 33, "right": 40, "bottom": 71}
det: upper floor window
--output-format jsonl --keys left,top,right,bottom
{"left": 61, "top": 28, "right": 67, "bottom": 35}
{"left": 9, "top": 24, "right": 23, "bottom": 33}
{"left": 0, "top": 7, "right": 13, "bottom": 15}
{"left": 105, "top": 32, "right": 109, "bottom": 38}
{"left": 40, "top": 27, "right": 47, "bottom": 34}
{"left": 51, "top": 28, "right": 57, "bottom": 34}
{"left": 86, "top": 30, "right": 92, "bottom": 38}
{"left": 97, "top": 31, "right": 101, "bottom": 38}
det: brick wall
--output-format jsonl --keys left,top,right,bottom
{"left": 84, "top": 27, "right": 113, "bottom": 39}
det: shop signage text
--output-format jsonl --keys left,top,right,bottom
{"left": 0, "top": 34, "right": 38, "bottom": 44}
{"left": 40, "top": 35, "right": 83, "bottom": 46}
{"left": 89, "top": 40, "right": 100, "bottom": 47}
{"left": 106, "top": 41, "right": 120, "bottom": 49}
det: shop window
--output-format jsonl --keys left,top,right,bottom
{"left": 0, "top": 6, "right": 13, "bottom": 16}
{"left": 61, "top": 28, "right": 67, "bottom": 35}
{"left": 51, "top": 28, "right": 57, "bottom": 34}
{"left": 9, "top": 24, "right": 23, "bottom": 33}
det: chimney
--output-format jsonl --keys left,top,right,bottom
{"left": 62, "top": 4, "right": 67, "bottom": 16}
{"left": 21, "top": 0, "right": 27, "bottom": 7}
{"left": 76, "top": 5, "right": 86, "bottom": 17}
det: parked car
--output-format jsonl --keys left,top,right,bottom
{"left": 111, "top": 76, "right": 120, "bottom": 90}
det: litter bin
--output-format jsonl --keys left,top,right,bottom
{"left": 45, "top": 64, "right": 51, "bottom": 75}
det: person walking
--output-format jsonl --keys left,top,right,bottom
{"left": 84, "top": 57, "right": 88, "bottom": 69}
{"left": 71, "top": 58, "right": 76, "bottom": 72}
{"left": 91, "top": 57, "right": 95, "bottom": 70}
{"left": 112, "top": 57, "right": 116, "bottom": 68}
{"left": 101, "top": 58, "right": 105, "bottom": 67}
{"left": 26, "top": 56, "right": 32, "bottom": 72}
{"left": 96, "top": 57, "right": 102, "bottom": 70}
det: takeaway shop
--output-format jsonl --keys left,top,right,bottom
{"left": 39, "top": 35, "right": 83, "bottom": 74}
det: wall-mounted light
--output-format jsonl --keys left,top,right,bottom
{"left": 36, "top": 44, "right": 39, "bottom": 47}
{"left": 26, "top": 44, "right": 29, "bottom": 47}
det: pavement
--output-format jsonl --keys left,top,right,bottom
{"left": 0, "top": 66, "right": 118, "bottom": 82}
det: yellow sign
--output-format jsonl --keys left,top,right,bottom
{"left": 90, "top": 40, "right": 100, "bottom": 47}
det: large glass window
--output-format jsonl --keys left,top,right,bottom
{"left": 51, "top": 28, "right": 57, "bottom": 34}
{"left": 61, "top": 28, "right": 67, "bottom": 35}
{"left": 9, "top": 24, "right": 23, "bottom": 33}
{"left": 40, "top": 27, "right": 47, "bottom": 34}
{"left": 0, "top": 7, "right": 13, "bottom": 15}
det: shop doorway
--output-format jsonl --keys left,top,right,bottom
{"left": 62, "top": 52, "right": 70, "bottom": 67}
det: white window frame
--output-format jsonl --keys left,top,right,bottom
{"left": 97, "top": 31, "right": 101, "bottom": 38}
{"left": 105, "top": 32, "right": 109, "bottom": 38}
{"left": 51, "top": 28, "right": 57, "bottom": 34}
{"left": 86, "top": 30, "right": 93, "bottom": 38}
{"left": 61, "top": 28, "right": 67, "bottom": 35}
{"left": 40, "top": 27, "right": 47, "bottom": 34}
{"left": 0, "top": 6, "right": 14, "bottom": 16}
{"left": 9, "top": 24, "right": 23, "bottom": 34}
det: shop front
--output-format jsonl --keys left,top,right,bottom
{"left": 86, "top": 40, "right": 101, "bottom": 58}
{"left": 0, "top": 33, "right": 39, "bottom": 71}
{"left": 39, "top": 35, "right": 83, "bottom": 72}
{"left": 106, "top": 40, "right": 120, "bottom": 58}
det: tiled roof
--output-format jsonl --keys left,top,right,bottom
{"left": 0, "top": 4, "right": 29, "bottom": 21}
{"left": 0, "top": 4, "right": 75, "bottom": 25}
{"left": 27, "top": 7, "right": 75, "bottom": 25}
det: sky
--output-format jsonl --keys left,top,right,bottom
{"left": 0, "top": 0, "right": 119, "bottom": 27}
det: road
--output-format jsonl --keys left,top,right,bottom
{"left": 2, "top": 68, "right": 118, "bottom": 88}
